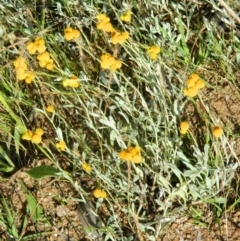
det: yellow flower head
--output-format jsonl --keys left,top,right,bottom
{"left": 100, "top": 53, "right": 122, "bottom": 71}
{"left": 62, "top": 75, "right": 80, "bottom": 88}
{"left": 56, "top": 140, "right": 66, "bottom": 151}
{"left": 24, "top": 72, "right": 35, "bottom": 84}
{"left": 212, "top": 126, "right": 223, "bottom": 138}
{"left": 147, "top": 45, "right": 161, "bottom": 60}
{"left": 37, "top": 51, "right": 50, "bottom": 61}
{"left": 186, "top": 76, "right": 198, "bottom": 88}
{"left": 13, "top": 57, "right": 28, "bottom": 69}
{"left": 195, "top": 79, "right": 205, "bottom": 89}
{"left": 111, "top": 31, "right": 129, "bottom": 44}
{"left": 96, "top": 13, "right": 109, "bottom": 21}
{"left": 93, "top": 188, "right": 107, "bottom": 199}
{"left": 184, "top": 86, "right": 199, "bottom": 97}
{"left": 110, "top": 60, "right": 122, "bottom": 71}
{"left": 35, "top": 128, "right": 44, "bottom": 136}
{"left": 32, "top": 134, "right": 42, "bottom": 144}
{"left": 186, "top": 73, "right": 203, "bottom": 89}
{"left": 37, "top": 51, "right": 54, "bottom": 70}
{"left": 64, "top": 27, "right": 80, "bottom": 41}
{"left": 22, "top": 130, "right": 33, "bottom": 141}
{"left": 120, "top": 10, "right": 131, "bottom": 23}
{"left": 96, "top": 13, "right": 114, "bottom": 32}
{"left": 16, "top": 69, "right": 28, "bottom": 81}
{"left": 180, "top": 121, "right": 189, "bottom": 134}
{"left": 82, "top": 163, "right": 92, "bottom": 172}
{"left": 184, "top": 73, "right": 205, "bottom": 97}
{"left": 26, "top": 37, "right": 46, "bottom": 55}
{"left": 46, "top": 105, "right": 54, "bottom": 113}
{"left": 45, "top": 59, "right": 54, "bottom": 70}
{"left": 22, "top": 128, "right": 44, "bottom": 144}
{"left": 14, "top": 57, "right": 28, "bottom": 80}
{"left": 119, "top": 146, "right": 142, "bottom": 164}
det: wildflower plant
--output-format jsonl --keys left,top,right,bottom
{"left": 1, "top": 0, "right": 240, "bottom": 240}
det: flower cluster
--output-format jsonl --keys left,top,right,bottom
{"left": 100, "top": 53, "right": 122, "bottom": 71}
{"left": 180, "top": 121, "right": 189, "bottom": 135}
{"left": 120, "top": 10, "right": 131, "bottom": 23}
{"left": 13, "top": 57, "right": 35, "bottom": 84}
{"left": 111, "top": 31, "right": 129, "bottom": 45}
{"left": 37, "top": 51, "right": 54, "bottom": 70}
{"left": 184, "top": 73, "right": 205, "bottom": 97}
{"left": 96, "top": 13, "right": 129, "bottom": 45}
{"left": 119, "top": 146, "right": 142, "bottom": 163}
{"left": 22, "top": 128, "right": 44, "bottom": 144}
{"left": 62, "top": 75, "right": 80, "bottom": 88}
{"left": 93, "top": 188, "right": 107, "bottom": 199}
{"left": 96, "top": 13, "right": 114, "bottom": 33}
{"left": 82, "top": 163, "right": 92, "bottom": 172}
{"left": 64, "top": 27, "right": 80, "bottom": 41}
{"left": 26, "top": 37, "right": 54, "bottom": 71}
{"left": 147, "top": 45, "right": 161, "bottom": 60}
{"left": 55, "top": 140, "right": 66, "bottom": 151}
{"left": 26, "top": 37, "right": 46, "bottom": 55}
{"left": 212, "top": 126, "right": 223, "bottom": 138}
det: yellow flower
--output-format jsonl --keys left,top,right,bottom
{"left": 22, "top": 128, "right": 44, "bottom": 144}
{"left": 119, "top": 146, "right": 142, "bottom": 164}
{"left": 64, "top": 27, "right": 80, "bottom": 41}
{"left": 37, "top": 51, "right": 54, "bottom": 70}
{"left": 22, "top": 130, "right": 33, "bottom": 141}
{"left": 32, "top": 134, "right": 42, "bottom": 144}
{"left": 46, "top": 105, "right": 54, "bottom": 113}
{"left": 82, "top": 163, "right": 92, "bottom": 172}
{"left": 120, "top": 10, "right": 131, "bottom": 23}
{"left": 37, "top": 51, "right": 50, "bottom": 61}
{"left": 62, "top": 75, "right": 80, "bottom": 88}
{"left": 26, "top": 37, "right": 46, "bottom": 55}
{"left": 186, "top": 73, "right": 199, "bottom": 87}
{"left": 35, "top": 128, "right": 44, "bottom": 136}
{"left": 195, "top": 79, "right": 205, "bottom": 89}
{"left": 93, "top": 188, "right": 107, "bottom": 199}
{"left": 111, "top": 31, "right": 129, "bottom": 44}
{"left": 110, "top": 60, "right": 122, "bottom": 71}
{"left": 147, "top": 45, "right": 160, "bottom": 60}
{"left": 56, "top": 140, "right": 66, "bottom": 151}
{"left": 212, "top": 126, "right": 223, "bottom": 138}
{"left": 180, "top": 121, "right": 189, "bottom": 134}
{"left": 96, "top": 13, "right": 114, "bottom": 32}
{"left": 24, "top": 72, "right": 35, "bottom": 84}
{"left": 100, "top": 53, "right": 122, "bottom": 71}
{"left": 184, "top": 73, "right": 205, "bottom": 97}
{"left": 184, "top": 86, "right": 199, "bottom": 97}
{"left": 26, "top": 42, "right": 37, "bottom": 55}
{"left": 14, "top": 58, "right": 28, "bottom": 80}
{"left": 13, "top": 57, "right": 28, "bottom": 70}
{"left": 16, "top": 69, "right": 28, "bottom": 80}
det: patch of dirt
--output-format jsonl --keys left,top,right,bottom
{"left": 0, "top": 158, "right": 88, "bottom": 241}
{"left": 158, "top": 210, "right": 240, "bottom": 241}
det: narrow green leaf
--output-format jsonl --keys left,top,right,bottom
{"left": 0, "top": 194, "right": 18, "bottom": 238}
{"left": 20, "top": 231, "right": 54, "bottom": 241}
{"left": 25, "top": 165, "right": 60, "bottom": 180}
{"left": 21, "top": 182, "right": 44, "bottom": 222}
